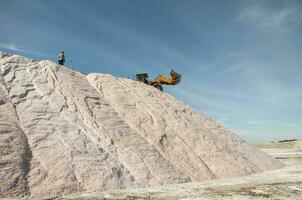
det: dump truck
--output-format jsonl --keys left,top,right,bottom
{"left": 135, "top": 70, "right": 181, "bottom": 91}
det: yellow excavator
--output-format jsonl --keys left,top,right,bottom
{"left": 135, "top": 70, "right": 181, "bottom": 91}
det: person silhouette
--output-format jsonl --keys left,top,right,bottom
{"left": 58, "top": 51, "right": 65, "bottom": 65}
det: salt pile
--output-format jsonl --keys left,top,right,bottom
{"left": 0, "top": 51, "right": 283, "bottom": 197}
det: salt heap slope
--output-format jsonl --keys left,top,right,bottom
{"left": 0, "top": 52, "right": 283, "bottom": 197}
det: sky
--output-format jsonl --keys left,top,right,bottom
{"left": 0, "top": 0, "right": 301, "bottom": 143}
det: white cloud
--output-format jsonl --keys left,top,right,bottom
{"left": 0, "top": 43, "right": 22, "bottom": 52}
{"left": 0, "top": 43, "right": 49, "bottom": 57}
{"left": 239, "top": 0, "right": 302, "bottom": 31}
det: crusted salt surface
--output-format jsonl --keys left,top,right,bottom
{"left": 0, "top": 51, "right": 283, "bottom": 197}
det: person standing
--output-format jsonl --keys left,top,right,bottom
{"left": 58, "top": 51, "right": 65, "bottom": 65}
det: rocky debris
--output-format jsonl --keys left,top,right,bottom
{"left": 0, "top": 51, "right": 283, "bottom": 198}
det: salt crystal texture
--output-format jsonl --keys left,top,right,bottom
{"left": 0, "top": 51, "right": 283, "bottom": 197}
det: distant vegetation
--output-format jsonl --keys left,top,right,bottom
{"left": 278, "top": 139, "right": 297, "bottom": 143}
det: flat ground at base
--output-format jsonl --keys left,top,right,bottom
{"left": 63, "top": 166, "right": 302, "bottom": 200}
{"left": 3, "top": 140, "right": 302, "bottom": 200}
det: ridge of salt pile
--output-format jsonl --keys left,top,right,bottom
{"left": 0, "top": 51, "right": 283, "bottom": 197}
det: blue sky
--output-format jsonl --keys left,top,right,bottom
{"left": 0, "top": 0, "right": 301, "bottom": 143}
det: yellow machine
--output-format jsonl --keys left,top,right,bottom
{"left": 135, "top": 70, "right": 181, "bottom": 91}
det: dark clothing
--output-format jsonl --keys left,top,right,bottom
{"left": 58, "top": 52, "right": 65, "bottom": 65}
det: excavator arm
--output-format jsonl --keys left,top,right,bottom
{"left": 149, "top": 70, "right": 181, "bottom": 86}
{"left": 135, "top": 70, "right": 181, "bottom": 91}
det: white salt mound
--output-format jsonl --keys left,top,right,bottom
{"left": 0, "top": 51, "right": 283, "bottom": 197}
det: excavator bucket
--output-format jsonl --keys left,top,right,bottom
{"left": 135, "top": 69, "right": 181, "bottom": 91}
{"left": 170, "top": 70, "right": 182, "bottom": 85}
